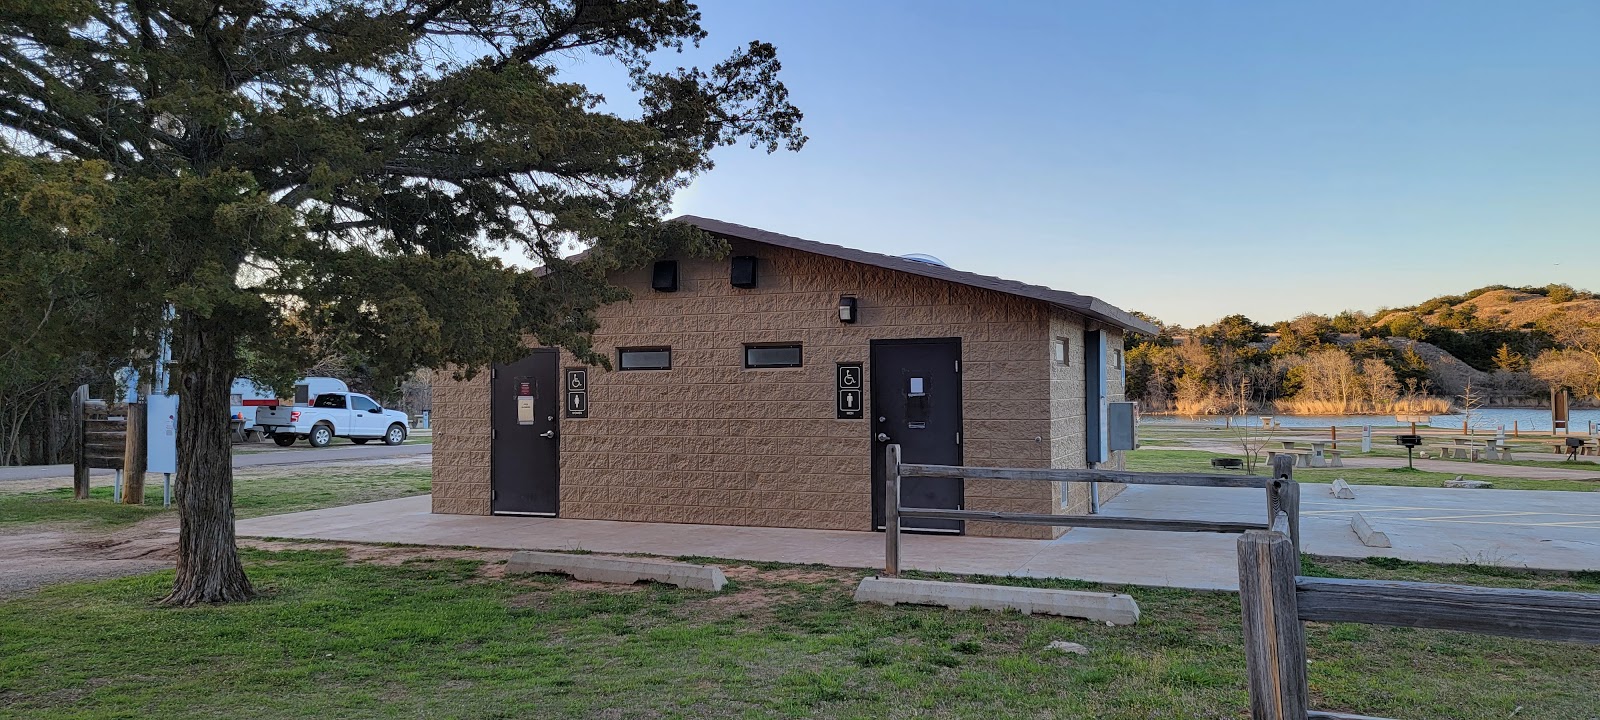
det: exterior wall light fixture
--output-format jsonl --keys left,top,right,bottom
{"left": 838, "top": 295, "right": 858, "bottom": 324}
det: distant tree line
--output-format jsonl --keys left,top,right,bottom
{"left": 1126, "top": 284, "right": 1600, "bottom": 415}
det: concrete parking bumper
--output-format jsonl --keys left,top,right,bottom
{"left": 854, "top": 576, "right": 1141, "bottom": 624}
{"left": 506, "top": 550, "right": 727, "bottom": 591}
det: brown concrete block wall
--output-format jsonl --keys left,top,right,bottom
{"left": 430, "top": 369, "right": 491, "bottom": 515}
{"left": 551, "top": 242, "right": 1060, "bottom": 539}
{"left": 432, "top": 240, "right": 1121, "bottom": 541}
{"left": 1047, "top": 312, "right": 1130, "bottom": 518}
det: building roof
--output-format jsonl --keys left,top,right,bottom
{"left": 673, "top": 215, "right": 1159, "bottom": 336}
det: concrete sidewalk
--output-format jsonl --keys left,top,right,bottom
{"left": 233, "top": 483, "right": 1600, "bottom": 591}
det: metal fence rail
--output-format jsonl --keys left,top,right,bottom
{"left": 1238, "top": 529, "right": 1600, "bottom": 720}
{"left": 883, "top": 444, "right": 1302, "bottom": 576}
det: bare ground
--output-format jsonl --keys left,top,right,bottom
{"left": 0, "top": 516, "right": 179, "bottom": 598}
{"left": 0, "top": 519, "right": 866, "bottom": 608}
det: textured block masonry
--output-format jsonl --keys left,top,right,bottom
{"left": 433, "top": 239, "right": 1127, "bottom": 539}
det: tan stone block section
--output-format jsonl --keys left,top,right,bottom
{"left": 431, "top": 241, "right": 1124, "bottom": 536}
{"left": 432, "top": 496, "right": 490, "bottom": 515}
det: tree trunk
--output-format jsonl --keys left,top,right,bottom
{"left": 162, "top": 312, "right": 252, "bottom": 605}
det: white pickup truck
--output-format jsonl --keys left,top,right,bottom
{"left": 255, "top": 392, "right": 410, "bottom": 448}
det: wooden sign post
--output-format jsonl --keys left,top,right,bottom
{"left": 122, "top": 401, "right": 147, "bottom": 505}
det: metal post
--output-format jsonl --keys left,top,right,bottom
{"left": 1089, "top": 464, "right": 1100, "bottom": 514}
{"left": 1330, "top": 426, "right": 1337, "bottom": 450}
{"left": 163, "top": 473, "right": 171, "bottom": 507}
{"left": 113, "top": 469, "right": 122, "bottom": 503}
{"left": 71, "top": 384, "right": 89, "bottom": 500}
{"left": 1360, "top": 425, "right": 1371, "bottom": 453}
{"left": 884, "top": 444, "right": 902, "bottom": 577}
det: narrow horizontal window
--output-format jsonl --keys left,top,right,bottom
{"left": 619, "top": 347, "right": 671, "bottom": 370}
{"left": 744, "top": 344, "right": 803, "bottom": 369}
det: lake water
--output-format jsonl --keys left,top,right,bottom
{"left": 1143, "top": 408, "right": 1600, "bottom": 432}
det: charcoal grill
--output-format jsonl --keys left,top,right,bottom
{"left": 1395, "top": 434, "right": 1423, "bottom": 469}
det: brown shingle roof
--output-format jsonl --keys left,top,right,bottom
{"left": 673, "top": 215, "right": 1158, "bottom": 336}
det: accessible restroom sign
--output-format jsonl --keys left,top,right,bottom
{"left": 565, "top": 369, "right": 588, "bottom": 418}
{"left": 837, "top": 363, "right": 863, "bottom": 419}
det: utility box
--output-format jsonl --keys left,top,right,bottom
{"left": 1108, "top": 402, "right": 1138, "bottom": 451}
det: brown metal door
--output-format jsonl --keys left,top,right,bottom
{"left": 491, "top": 350, "right": 560, "bottom": 515}
{"left": 871, "top": 337, "right": 963, "bottom": 533}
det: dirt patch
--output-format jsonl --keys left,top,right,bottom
{"left": 239, "top": 539, "right": 513, "bottom": 574}
{"left": 0, "top": 515, "right": 178, "bottom": 599}
{"left": 697, "top": 586, "right": 798, "bottom": 619}
{"left": 721, "top": 563, "right": 859, "bottom": 586}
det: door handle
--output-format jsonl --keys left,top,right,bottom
{"left": 539, "top": 430, "right": 556, "bottom": 439}
{"left": 876, "top": 433, "right": 891, "bottom": 443}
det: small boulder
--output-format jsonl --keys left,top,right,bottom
{"left": 1047, "top": 640, "right": 1089, "bottom": 656}
{"left": 1444, "top": 476, "right": 1492, "bottom": 489}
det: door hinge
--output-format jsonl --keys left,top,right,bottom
{"left": 491, "top": 428, "right": 497, "bottom": 440}
{"left": 954, "top": 360, "right": 960, "bottom": 373}
{"left": 955, "top": 432, "right": 961, "bottom": 445}
{"left": 491, "top": 368, "right": 497, "bottom": 379}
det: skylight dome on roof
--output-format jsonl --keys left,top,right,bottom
{"left": 899, "top": 253, "right": 949, "bottom": 268}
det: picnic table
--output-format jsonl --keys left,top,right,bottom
{"left": 1436, "top": 435, "right": 1513, "bottom": 461}
{"left": 1267, "top": 439, "right": 1343, "bottom": 468}
{"left": 1550, "top": 437, "right": 1597, "bottom": 458}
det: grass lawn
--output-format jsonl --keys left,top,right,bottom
{"left": 0, "top": 549, "right": 1595, "bottom": 719}
{"left": 1125, "top": 449, "right": 1600, "bottom": 492}
{"left": 0, "top": 467, "right": 431, "bottom": 529}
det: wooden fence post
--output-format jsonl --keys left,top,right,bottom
{"left": 122, "top": 401, "right": 147, "bottom": 505}
{"left": 1269, "top": 455, "right": 1301, "bottom": 557}
{"left": 885, "top": 443, "right": 902, "bottom": 577}
{"left": 1273, "top": 454, "right": 1299, "bottom": 556}
{"left": 71, "top": 384, "right": 89, "bottom": 500}
{"left": 1237, "top": 530, "right": 1309, "bottom": 720}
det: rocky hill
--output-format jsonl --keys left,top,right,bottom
{"left": 1374, "top": 285, "right": 1600, "bottom": 331}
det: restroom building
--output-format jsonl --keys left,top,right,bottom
{"left": 431, "top": 216, "right": 1155, "bottom": 539}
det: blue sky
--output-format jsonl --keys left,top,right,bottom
{"left": 558, "top": 0, "right": 1599, "bottom": 327}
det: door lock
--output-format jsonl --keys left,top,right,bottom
{"left": 876, "top": 433, "right": 891, "bottom": 442}
{"left": 539, "top": 430, "right": 555, "bottom": 439}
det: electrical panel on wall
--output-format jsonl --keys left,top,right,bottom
{"left": 1108, "top": 402, "right": 1138, "bottom": 451}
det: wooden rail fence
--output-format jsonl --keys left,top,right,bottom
{"left": 1238, "top": 529, "right": 1600, "bottom": 720}
{"left": 883, "top": 445, "right": 1302, "bottom": 576}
